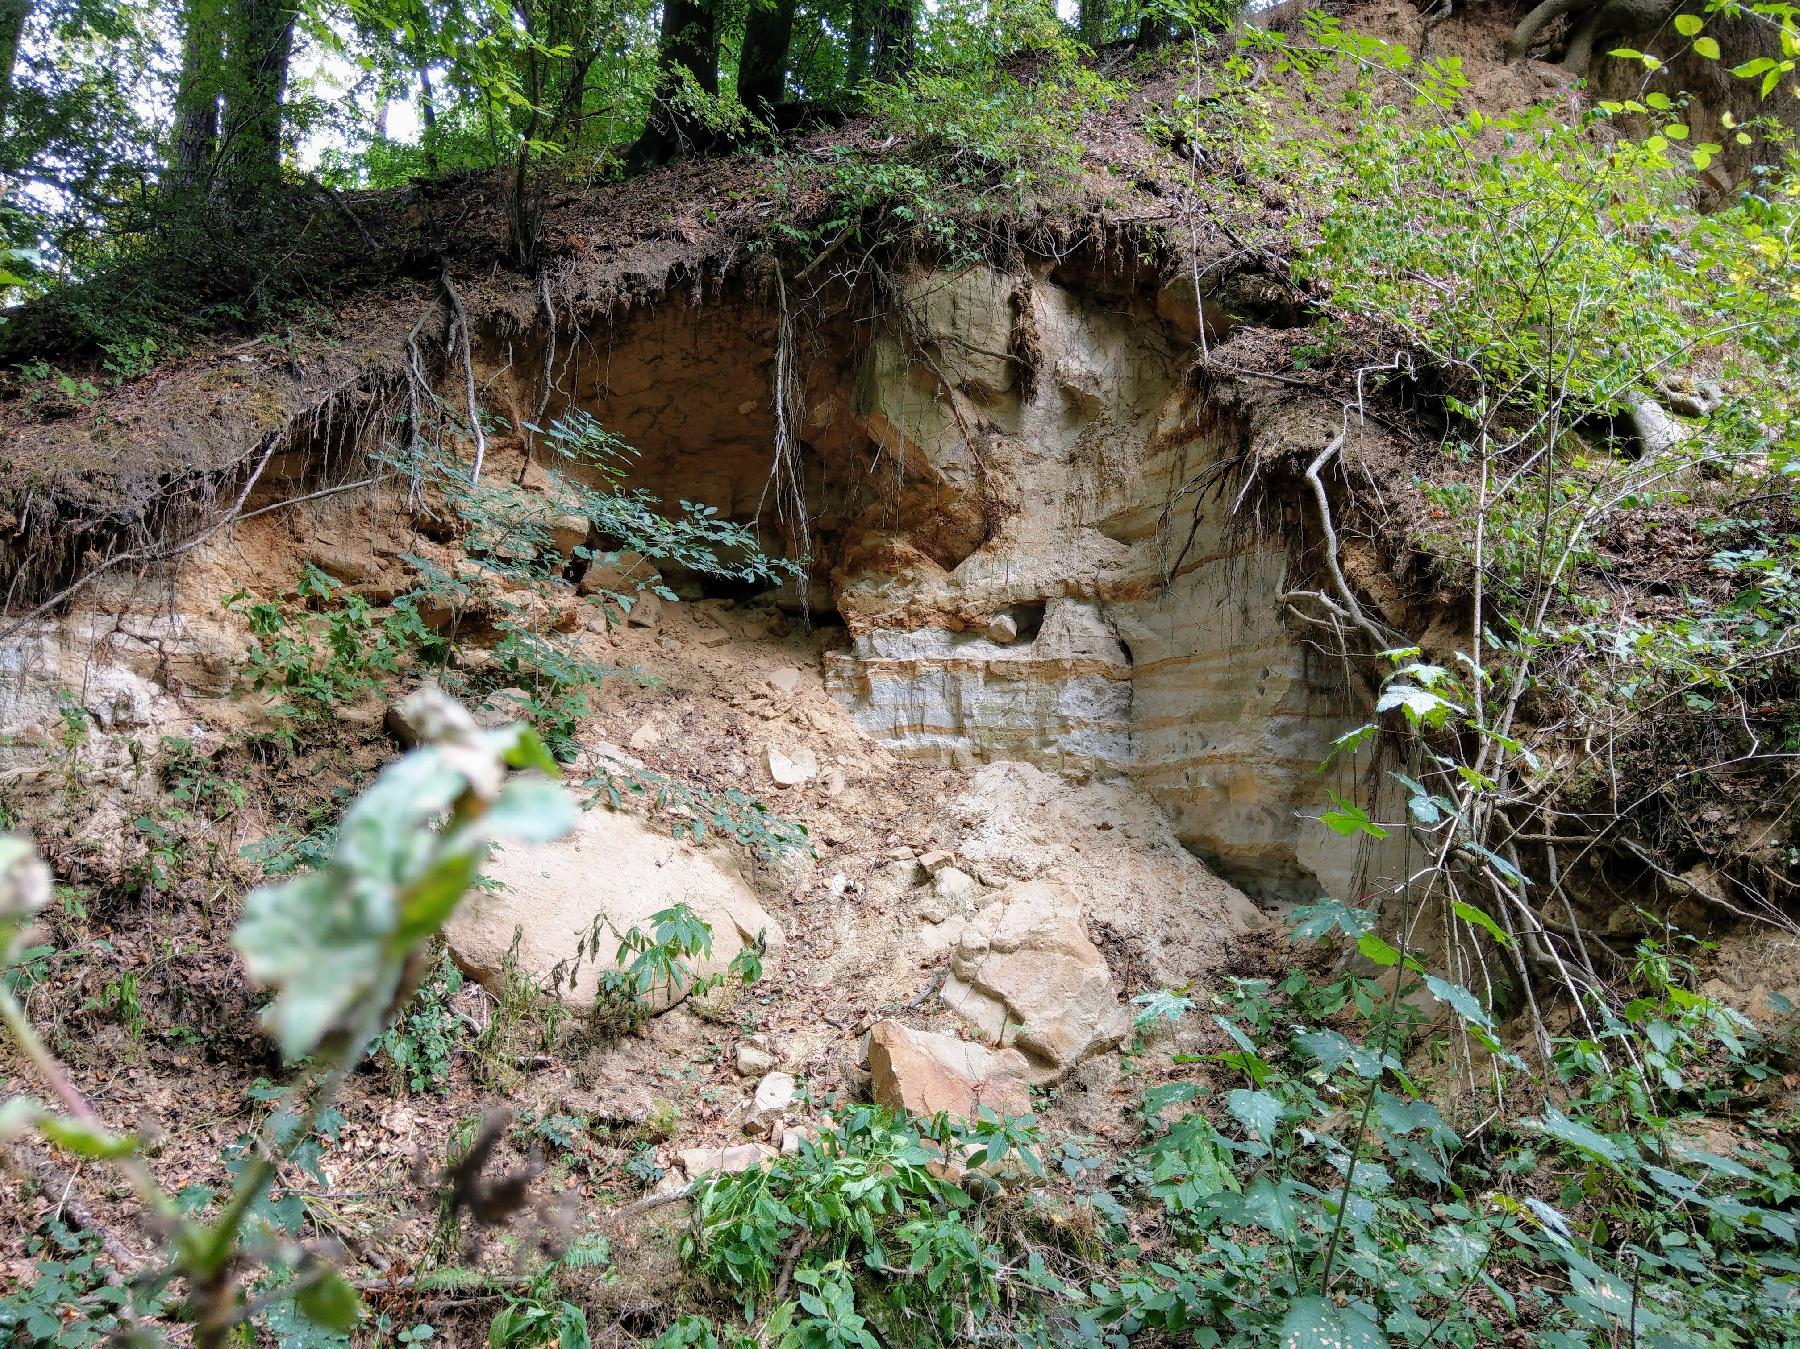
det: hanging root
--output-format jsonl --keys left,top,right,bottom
{"left": 438, "top": 266, "right": 487, "bottom": 485}
{"left": 756, "top": 269, "right": 813, "bottom": 614}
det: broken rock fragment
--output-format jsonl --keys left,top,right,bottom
{"left": 940, "top": 877, "right": 1128, "bottom": 1083}
{"left": 866, "top": 1020, "right": 1031, "bottom": 1122}
{"left": 765, "top": 744, "right": 818, "bottom": 786}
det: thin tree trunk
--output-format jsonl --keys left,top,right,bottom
{"left": 871, "top": 0, "right": 914, "bottom": 80}
{"left": 171, "top": 0, "right": 224, "bottom": 187}
{"left": 0, "top": 0, "right": 29, "bottom": 141}
{"left": 417, "top": 63, "right": 439, "bottom": 172}
{"left": 739, "top": 0, "right": 797, "bottom": 118}
{"left": 222, "top": 0, "right": 296, "bottom": 194}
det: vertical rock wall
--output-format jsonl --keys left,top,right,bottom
{"left": 819, "top": 263, "right": 1372, "bottom": 902}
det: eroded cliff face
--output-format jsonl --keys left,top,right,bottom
{"left": 479, "top": 260, "right": 1376, "bottom": 902}
{"left": 0, "top": 258, "right": 1374, "bottom": 905}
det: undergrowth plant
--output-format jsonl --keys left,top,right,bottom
{"left": 563, "top": 900, "right": 766, "bottom": 1037}
{"left": 0, "top": 688, "right": 575, "bottom": 1345}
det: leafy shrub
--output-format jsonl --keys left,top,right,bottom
{"left": 564, "top": 901, "right": 766, "bottom": 1037}
{"left": 683, "top": 1106, "right": 1041, "bottom": 1342}
{"left": 226, "top": 564, "right": 435, "bottom": 747}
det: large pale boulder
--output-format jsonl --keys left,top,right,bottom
{"left": 940, "top": 878, "right": 1128, "bottom": 1082}
{"left": 445, "top": 806, "right": 782, "bottom": 1012}
{"left": 867, "top": 1020, "right": 1032, "bottom": 1122}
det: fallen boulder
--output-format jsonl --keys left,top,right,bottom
{"left": 444, "top": 806, "right": 782, "bottom": 1012}
{"left": 940, "top": 878, "right": 1128, "bottom": 1082}
{"left": 866, "top": 1020, "right": 1031, "bottom": 1122}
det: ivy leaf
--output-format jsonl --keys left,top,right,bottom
{"left": 1532, "top": 1108, "right": 1623, "bottom": 1166}
{"left": 1277, "top": 1295, "right": 1386, "bottom": 1348}
{"left": 1694, "top": 35, "right": 1721, "bottom": 59}
{"left": 1227, "top": 1088, "right": 1285, "bottom": 1142}
{"left": 1673, "top": 14, "right": 1702, "bottom": 35}
{"left": 1425, "top": 974, "right": 1494, "bottom": 1031}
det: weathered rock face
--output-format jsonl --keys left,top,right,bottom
{"left": 940, "top": 878, "right": 1129, "bottom": 1082}
{"left": 811, "top": 263, "right": 1373, "bottom": 902}
{"left": 444, "top": 805, "right": 784, "bottom": 1010}
{"left": 866, "top": 1019, "right": 1032, "bottom": 1121}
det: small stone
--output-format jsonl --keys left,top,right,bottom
{"left": 745, "top": 1071, "right": 798, "bottom": 1135}
{"left": 766, "top": 745, "right": 818, "bottom": 786}
{"left": 767, "top": 666, "right": 803, "bottom": 694}
{"left": 918, "top": 850, "right": 954, "bottom": 875}
{"left": 628, "top": 723, "right": 662, "bottom": 751}
{"left": 699, "top": 629, "right": 731, "bottom": 648}
{"left": 736, "top": 1043, "right": 778, "bottom": 1077}
{"left": 577, "top": 550, "right": 653, "bottom": 597}
{"left": 822, "top": 766, "right": 847, "bottom": 797}
{"left": 676, "top": 1143, "right": 777, "bottom": 1179}
{"left": 986, "top": 613, "right": 1018, "bottom": 644}
{"left": 933, "top": 867, "right": 979, "bottom": 907}
{"left": 827, "top": 872, "right": 849, "bottom": 901}
{"left": 589, "top": 741, "right": 646, "bottom": 771}
{"left": 626, "top": 593, "right": 663, "bottom": 628}
{"left": 779, "top": 1127, "right": 813, "bottom": 1156}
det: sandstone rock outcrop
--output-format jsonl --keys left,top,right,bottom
{"left": 939, "top": 878, "right": 1128, "bottom": 1082}
{"left": 866, "top": 1020, "right": 1032, "bottom": 1122}
{"left": 444, "top": 805, "right": 782, "bottom": 1011}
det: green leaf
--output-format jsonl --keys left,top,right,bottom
{"left": 1277, "top": 1295, "right": 1385, "bottom": 1348}
{"left": 1672, "top": 14, "right": 1702, "bottom": 35}
{"left": 1451, "top": 900, "right": 1513, "bottom": 947}
{"left": 1425, "top": 974, "right": 1494, "bottom": 1031}
{"left": 486, "top": 778, "right": 577, "bottom": 843}
{"left": 1532, "top": 1108, "right": 1623, "bottom": 1165}
{"left": 296, "top": 1268, "right": 363, "bottom": 1333}
{"left": 1694, "top": 35, "right": 1720, "bottom": 59}
{"left": 1356, "top": 930, "right": 1402, "bottom": 967}
{"left": 1227, "top": 1088, "right": 1284, "bottom": 1141}
{"left": 38, "top": 1114, "right": 139, "bottom": 1159}
{"left": 1321, "top": 793, "right": 1388, "bottom": 839}
{"left": 391, "top": 850, "right": 481, "bottom": 950}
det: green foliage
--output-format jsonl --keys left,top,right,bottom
{"left": 0, "top": 706, "right": 575, "bottom": 1346}
{"left": 584, "top": 762, "right": 811, "bottom": 859}
{"left": 569, "top": 900, "right": 765, "bottom": 1035}
{"left": 0, "top": 1223, "right": 134, "bottom": 1347}
{"left": 227, "top": 564, "right": 436, "bottom": 748}
{"left": 1088, "top": 912, "right": 1800, "bottom": 1347}
{"left": 485, "top": 1236, "right": 611, "bottom": 1349}
{"left": 378, "top": 948, "right": 466, "bottom": 1094}
{"left": 684, "top": 1106, "right": 1040, "bottom": 1342}
{"left": 395, "top": 410, "right": 797, "bottom": 761}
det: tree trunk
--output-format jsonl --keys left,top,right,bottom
{"left": 847, "top": 0, "right": 870, "bottom": 83}
{"left": 738, "top": 0, "right": 797, "bottom": 119}
{"left": 871, "top": 0, "right": 914, "bottom": 80}
{"left": 0, "top": 0, "right": 29, "bottom": 141}
{"left": 171, "top": 0, "right": 224, "bottom": 188}
{"left": 1078, "top": 0, "right": 1110, "bottom": 46}
{"left": 1136, "top": 8, "right": 1169, "bottom": 46}
{"left": 221, "top": 0, "right": 296, "bottom": 194}
{"left": 628, "top": 0, "right": 720, "bottom": 170}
